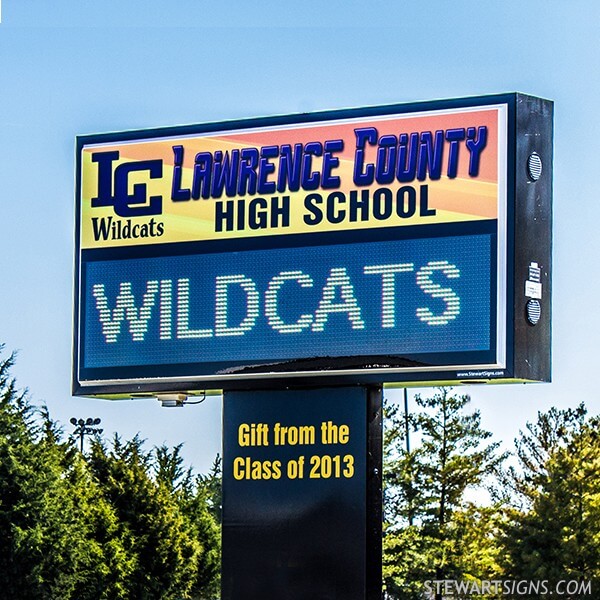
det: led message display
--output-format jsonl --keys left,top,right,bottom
{"left": 73, "top": 93, "right": 553, "bottom": 396}
{"left": 81, "top": 230, "right": 494, "bottom": 373}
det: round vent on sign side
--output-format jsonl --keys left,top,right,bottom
{"left": 526, "top": 299, "right": 541, "bottom": 325}
{"left": 527, "top": 152, "right": 543, "bottom": 181}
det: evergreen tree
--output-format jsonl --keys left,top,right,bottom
{"left": 154, "top": 444, "right": 221, "bottom": 599}
{"left": 505, "top": 404, "right": 586, "bottom": 507}
{"left": 0, "top": 345, "right": 221, "bottom": 599}
{"left": 39, "top": 417, "right": 135, "bottom": 600}
{"left": 88, "top": 435, "right": 202, "bottom": 599}
{"left": 196, "top": 454, "right": 222, "bottom": 524}
{"left": 383, "top": 388, "right": 506, "bottom": 598}
{"left": 450, "top": 503, "right": 506, "bottom": 582}
{"left": 0, "top": 349, "right": 42, "bottom": 597}
{"left": 0, "top": 350, "right": 83, "bottom": 599}
{"left": 503, "top": 404, "right": 600, "bottom": 581}
{"left": 0, "top": 349, "right": 129, "bottom": 599}
{"left": 188, "top": 455, "right": 221, "bottom": 599}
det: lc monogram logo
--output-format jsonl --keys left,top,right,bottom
{"left": 91, "top": 151, "right": 163, "bottom": 217}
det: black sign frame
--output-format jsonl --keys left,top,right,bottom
{"left": 73, "top": 93, "right": 552, "bottom": 397}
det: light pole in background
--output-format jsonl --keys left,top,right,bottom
{"left": 404, "top": 388, "right": 414, "bottom": 527}
{"left": 70, "top": 417, "right": 103, "bottom": 452}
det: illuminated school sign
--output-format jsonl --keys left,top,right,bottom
{"left": 73, "top": 93, "right": 553, "bottom": 397}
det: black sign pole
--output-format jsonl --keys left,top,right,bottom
{"left": 222, "top": 386, "right": 383, "bottom": 600}
{"left": 366, "top": 386, "right": 383, "bottom": 600}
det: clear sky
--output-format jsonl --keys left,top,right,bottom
{"left": 0, "top": 1, "right": 598, "bottom": 474}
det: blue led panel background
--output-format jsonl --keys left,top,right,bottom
{"left": 81, "top": 232, "right": 494, "bottom": 374}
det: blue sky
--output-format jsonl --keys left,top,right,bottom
{"left": 1, "top": 1, "right": 599, "bottom": 474}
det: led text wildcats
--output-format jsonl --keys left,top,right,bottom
{"left": 91, "top": 260, "right": 461, "bottom": 344}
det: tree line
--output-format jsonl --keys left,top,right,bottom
{"left": 0, "top": 347, "right": 221, "bottom": 600}
{"left": 2, "top": 341, "right": 600, "bottom": 599}
{"left": 383, "top": 388, "right": 600, "bottom": 598}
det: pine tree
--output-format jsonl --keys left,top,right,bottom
{"left": 0, "top": 345, "right": 221, "bottom": 599}
{"left": 503, "top": 404, "right": 600, "bottom": 581}
{"left": 383, "top": 388, "right": 507, "bottom": 598}
{"left": 0, "top": 349, "right": 130, "bottom": 599}
{"left": 154, "top": 444, "right": 221, "bottom": 599}
{"left": 0, "top": 350, "right": 83, "bottom": 598}
{"left": 87, "top": 435, "right": 202, "bottom": 599}
{"left": 196, "top": 454, "right": 222, "bottom": 523}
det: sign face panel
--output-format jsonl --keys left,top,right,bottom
{"left": 73, "top": 93, "right": 552, "bottom": 397}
